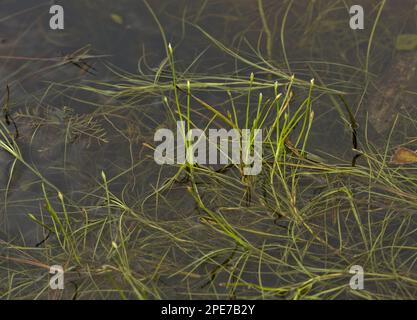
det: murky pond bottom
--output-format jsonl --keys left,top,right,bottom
{"left": 0, "top": 0, "right": 416, "bottom": 299}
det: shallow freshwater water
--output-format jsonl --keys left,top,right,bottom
{"left": 0, "top": 0, "right": 416, "bottom": 299}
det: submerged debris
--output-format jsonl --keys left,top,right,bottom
{"left": 2, "top": 85, "right": 19, "bottom": 139}
{"left": 390, "top": 147, "right": 417, "bottom": 165}
{"left": 14, "top": 105, "right": 108, "bottom": 148}
{"left": 368, "top": 50, "right": 417, "bottom": 134}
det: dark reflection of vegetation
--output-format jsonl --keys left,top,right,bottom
{"left": 0, "top": 0, "right": 416, "bottom": 299}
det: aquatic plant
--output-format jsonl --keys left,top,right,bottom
{"left": 0, "top": 0, "right": 415, "bottom": 300}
